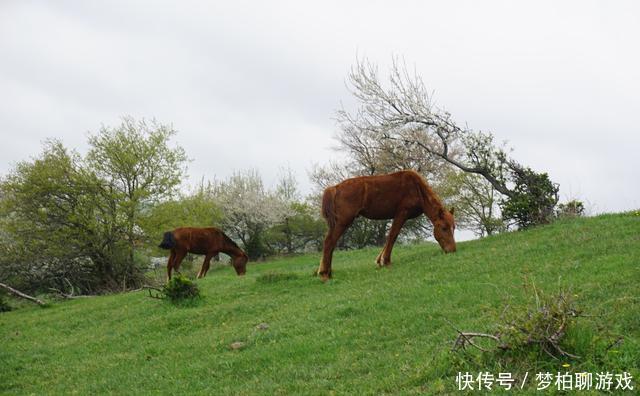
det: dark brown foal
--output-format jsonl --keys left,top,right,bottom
{"left": 159, "top": 227, "right": 248, "bottom": 280}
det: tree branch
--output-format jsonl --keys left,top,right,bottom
{"left": 0, "top": 282, "right": 47, "bottom": 306}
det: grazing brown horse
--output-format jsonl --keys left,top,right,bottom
{"left": 317, "top": 170, "right": 456, "bottom": 280}
{"left": 159, "top": 227, "right": 248, "bottom": 280}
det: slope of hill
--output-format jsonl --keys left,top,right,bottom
{"left": 1, "top": 213, "right": 638, "bottom": 394}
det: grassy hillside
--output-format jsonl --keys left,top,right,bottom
{"left": 1, "top": 213, "right": 638, "bottom": 394}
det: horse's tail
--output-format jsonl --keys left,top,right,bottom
{"left": 158, "top": 231, "right": 176, "bottom": 249}
{"left": 321, "top": 186, "right": 337, "bottom": 229}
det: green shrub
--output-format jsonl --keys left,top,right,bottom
{"left": 556, "top": 200, "right": 585, "bottom": 218}
{"left": 498, "top": 287, "right": 579, "bottom": 357}
{"left": 501, "top": 166, "right": 559, "bottom": 229}
{"left": 0, "top": 293, "right": 11, "bottom": 312}
{"left": 162, "top": 274, "right": 200, "bottom": 302}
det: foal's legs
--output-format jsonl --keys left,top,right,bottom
{"left": 197, "top": 253, "right": 216, "bottom": 279}
{"left": 376, "top": 211, "right": 409, "bottom": 267}
{"left": 317, "top": 220, "right": 353, "bottom": 281}
{"left": 169, "top": 250, "right": 187, "bottom": 280}
{"left": 166, "top": 250, "right": 176, "bottom": 281}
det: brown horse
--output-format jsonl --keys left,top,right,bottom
{"left": 317, "top": 170, "right": 456, "bottom": 280}
{"left": 159, "top": 227, "right": 248, "bottom": 280}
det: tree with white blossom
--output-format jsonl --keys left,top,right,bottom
{"left": 214, "top": 169, "right": 292, "bottom": 259}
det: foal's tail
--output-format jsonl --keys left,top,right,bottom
{"left": 158, "top": 231, "right": 176, "bottom": 249}
{"left": 321, "top": 186, "right": 337, "bottom": 229}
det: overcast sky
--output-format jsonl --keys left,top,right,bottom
{"left": 1, "top": 0, "right": 639, "bottom": 215}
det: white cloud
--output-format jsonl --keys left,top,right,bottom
{"left": 1, "top": 0, "right": 638, "bottom": 214}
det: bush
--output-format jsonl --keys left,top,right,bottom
{"left": 556, "top": 200, "right": 585, "bottom": 218}
{"left": 0, "top": 119, "right": 188, "bottom": 295}
{"left": 162, "top": 274, "right": 200, "bottom": 302}
{"left": 498, "top": 287, "right": 579, "bottom": 357}
{"left": 501, "top": 166, "right": 559, "bottom": 229}
{"left": 0, "top": 293, "right": 11, "bottom": 312}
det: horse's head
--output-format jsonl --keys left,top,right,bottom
{"left": 433, "top": 207, "right": 456, "bottom": 253}
{"left": 232, "top": 253, "right": 248, "bottom": 276}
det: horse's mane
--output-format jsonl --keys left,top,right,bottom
{"left": 410, "top": 170, "right": 445, "bottom": 218}
{"left": 222, "top": 233, "right": 240, "bottom": 249}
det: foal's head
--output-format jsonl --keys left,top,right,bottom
{"left": 433, "top": 207, "right": 456, "bottom": 253}
{"left": 232, "top": 253, "right": 248, "bottom": 276}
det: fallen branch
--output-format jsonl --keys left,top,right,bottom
{"left": 453, "top": 332, "right": 502, "bottom": 353}
{"left": 0, "top": 282, "right": 47, "bottom": 306}
{"left": 143, "top": 285, "right": 164, "bottom": 299}
{"left": 449, "top": 321, "right": 578, "bottom": 358}
{"left": 445, "top": 319, "right": 505, "bottom": 353}
{"left": 48, "top": 288, "right": 93, "bottom": 299}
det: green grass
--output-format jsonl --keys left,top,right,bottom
{"left": 1, "top": 213, "right": 639, "bottom": 394}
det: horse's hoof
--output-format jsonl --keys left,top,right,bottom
{"left": 376, "top": 258, "right": 391, "bottom": 267}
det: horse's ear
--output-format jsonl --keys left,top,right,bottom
{"left": 449, "top": 207, "right": 455, "bottom": 216}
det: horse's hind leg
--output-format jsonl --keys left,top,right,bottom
{"left": 377, "top": 211, "right": 409, "bottom": 267}
{"left": 166, "top": 251, "right": 176, "bottom": 281}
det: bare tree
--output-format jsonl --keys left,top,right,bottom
{"left": 336, "top": 57, "right": 559, "bottom": 229}
{"left": 338, "top": 57, "right": 514, "bottom": 198}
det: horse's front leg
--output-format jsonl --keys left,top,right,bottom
{"left": 378, "top": 212, "right": 409, "bottom": 267}
{"left": 375, "top": 249, "right": 386, "bottom": 267}
{"left": 197, "top": 253, "right": 215, "bottom": 279}
{"left": 166, "top": 251, "right": 176, "bottom": 281}
{"left": 171, "top": 250, "right": 187, "bottom": 278}
{"left": 318, "top": 221, "right": 351, "bottom": 281}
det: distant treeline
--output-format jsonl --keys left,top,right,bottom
{"left": 2, "top": 58, "right": 583, "bottom": 295}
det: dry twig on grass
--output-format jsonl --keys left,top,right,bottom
{"left": 445, "top": 318, "right": 507, "bottom": 353}
{"left": 143, "top": 286, "right": 164, "bottom": 299}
